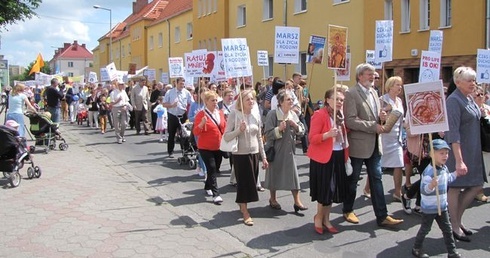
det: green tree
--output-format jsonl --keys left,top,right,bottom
{"left": 0, "top": 0, "right": 42, "bottom": 30}
{"left": 22, "top": 61, "right": 51, "bottom": 80}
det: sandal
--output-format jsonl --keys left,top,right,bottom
{"left": 243, "top": 217, "right": 254, "bottom": 226}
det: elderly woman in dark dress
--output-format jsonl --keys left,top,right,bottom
{"left": 264, "top": 90, "right": 307, "bottom": 212}
{"left": 445, "top": 66, "right": 487, "bottom": 242}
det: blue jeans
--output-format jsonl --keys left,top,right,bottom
{"left": 6, "top": 113, "right": 25, "bottom": 137}
{"left": 343, "top": 145, "right": 388, "bottom": 224}
{"left": 47, "top": 106, "right": 61, "bottom": 124}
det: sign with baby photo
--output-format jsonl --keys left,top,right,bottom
{"left": 404, "top": 80, "right": 449, "bottom": 134}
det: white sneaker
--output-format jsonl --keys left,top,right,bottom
{"left": 159, "top": 138, "right": 164, "bottom": 142}
{"left": 213, "top": 196, "right": 223, "bottom": 204}
{"left": 199, "top": 170, "right": 206, "bottom": 177}
{"left": 205, "top": 190, "right": 213, "bottom": 196}
{"left": 117, "top": 139, "right": 122, "bottom": 144}
{"left": 122, "top": 137, "right": 126, "bottom": 142}
{"left": 196, "top": 166, "right": 202, "bottom": 174}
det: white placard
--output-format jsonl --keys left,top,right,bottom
{"left": 404, "top": 80, "right": 449, "bottom": 134}
{"left": 144, "top": 69, "right": 156, "bottom": 81}
{"left": 168, "top": 57, "right": 185, "bottom": 78}
{"left": 161, "top": 72, "right": 169, "bottom": 84}
{"left": 116, "top": 70, "right": 128, "bottom": 84}
{"left": 106, "top": 62, "right": 118, "bottom": 81}
{"left": 88, "top": 72, "right": 98, "bottom": 83}
{"left": 477, "top": 49, "right": 490, "bottom": 84}
{"left": 366, "top": 50, "right": 382, "bottom": 69}
{"left": 274, "top": 26, "right": 300, "bottom": 64}
{"left": 100, "top": 68, "right": 110, "bottom": 82}
{"left": 428, "top": 30, "right": 443, "bottom": 54}
{"left": 336, "top": 53, "right": 351, "bottom": 81}
{"left": 257, "top": 50, "right": 269, "bottom": 66}
{"left": 185, "top": 50, "right": 207, "bottom": 77}
{"left": 419, "top": 51, "right": 441, "bottom": 83}
{"left": 374, "top": 20, "right": 393, "bottom": 63}
{"left": 221, "top": 38, "right": 253, "bottom": 78}
{"left": 210, "top": 51, "right": 226, "bottom": 82}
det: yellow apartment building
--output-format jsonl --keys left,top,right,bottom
{"left": 366, "top": 0, "right": 487, "bottom": 85}
{"left": 193, "top": 0, "right": 229, "bottom": 51}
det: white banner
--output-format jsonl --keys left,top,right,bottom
{"left": 428, "top": 30, "right": 443, "bottom": 54}
{"left": 366, "top": 50, "right": 382, "bottom": 69}
{"left": 221, "top": 38, "right": 252, "bottom": 78}
{"left": 144, "top": 69, "right": 156, "bottom": 81}
{"left": 404, "top": 80, "right": 448, "bottom": 134}
{"left": 419, "top": 51, "right": 441, "bottom": 83}
{"left": 88, "top": 72, "right": 98, "bottom": 84}
{"left": 477, "top": 49, "right": 490, "bottom": 84}
{"left": 106, "top": 62, "right": 118, "bottom": 81}
{"left": 161, "top": 72, "right": 169, "bottom": 84}
{"left": 184, "top": 49, "right": 207, "bottom": 77}
{"left": 374, "top": 20, "right": 393, "bottom": 63}
{"left": 168, "top": 57, "right": 185, "bottom": 78}
{"left": 35, "top": 72, "right": 53, "bottom": 86}
{"left": 100, "top": 68, "right": 110, "bottom": 82}
{"left": 257, "top": 50, "right": 269, "bottom": 66}
{"left": 274, "top": 26, "right": 300, "bottom": 64}
{"left": 210, "top": 51, "right": 226, "bottom": 82}
{"left": 116, "top": 70, "right": 128, "bottom": 84}
{"left": 336, "top": 53, "right": 351, "bottom": 81}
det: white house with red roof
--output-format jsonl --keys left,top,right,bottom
{"left": 49, "top": 40, "right": 93, "bottom": 79}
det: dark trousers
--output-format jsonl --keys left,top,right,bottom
{"left": 406, "top": 179, "right": 422, "bottom": 206}
{"left": 151, "top": 104, "right": 158, "bottom": 131}
{"left": 299, "top": 114, "right": 308, "bottom": 152}
{"left": 343, "top": 140, "right": 388, "bottom": 224}
{"left": 200, "top": 149, "right": 223, "bottom": 197}
{"left": 167, "top": 113, "right": 187, "bottom": 155}
{"left": 413, "top": 210, "right": 457, "bottom": 254}
{"left": 134, "top": 109, "right": 150, "bottom": 133}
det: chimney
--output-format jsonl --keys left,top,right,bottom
{"left": 63, "top": 43, "right": 70, "bottom": 49}
{"left": 132, "top": 0, "right": 148, "bottom": 14}
{"left": 73, "top": 40, "right": 78, "bottom": 45}
{"left": 82, "top": 43, "right": 86, "bottom": 48}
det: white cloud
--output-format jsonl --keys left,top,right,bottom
{"left": 0, "top": 0, "right": 133, "bottom": 67}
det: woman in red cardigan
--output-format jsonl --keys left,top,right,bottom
{"left": 193, "top": 91, "right": 227, "bottom": 204}
{"left": 307, "top": 88, "right": 349, "bottom": 234}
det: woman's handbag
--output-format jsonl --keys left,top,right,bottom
{"left": 480, "top": 117, "right": 490, "bottom": 152}
{"left": 265, "top": 143, "right": 275, "bottom": 162}
{"left": 220, "top": 137, "right": 238, "bottom": 152}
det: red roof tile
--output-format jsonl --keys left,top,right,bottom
{"left": 56, "top": 41, "right": 93, "bottom": 59}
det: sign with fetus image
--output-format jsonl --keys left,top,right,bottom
{"left": 404, "top": 80, "right": 449, "bottom": 135}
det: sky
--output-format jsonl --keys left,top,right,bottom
{"left": 0, "top": 0, "right": 135, "bottom": 67}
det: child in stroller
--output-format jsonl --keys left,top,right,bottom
{"left": 26, "top": 111, "right": 69, "bottom": 153}
{"left": 0, "top": 121, "right": 41, "bottom": 188}
{"left": 177, "top": 118, "right": 199, "bottom": 169}
{"left": 76, "top": 98, "right": 88, "bottom": 125}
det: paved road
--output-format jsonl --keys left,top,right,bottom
{"left": 1, "top": 119, "right": 489, "bottom": 257}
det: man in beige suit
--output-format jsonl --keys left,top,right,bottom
{"left": 342, "top": 63, "right": 403, "bottom": 227}
{"left": 130, "top": 78, "right": 151, "bottom": 135}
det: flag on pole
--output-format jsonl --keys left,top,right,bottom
{"left": 29, "top": 53, "right": 45, "bottom": 75}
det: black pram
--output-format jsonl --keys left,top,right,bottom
{"left": 177, "top": 119, "right": 198, "bottom": 169}
{"left": 0, "top": 125, "right": 41, "bottom": 187}
{"left": 26, "top": 112, "right": 69, "bottom": 153}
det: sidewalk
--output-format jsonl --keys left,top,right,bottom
{"left": 0, "top": 126, "right": 258, "bottom": 257}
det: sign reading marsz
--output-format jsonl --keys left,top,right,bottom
{"left": 221, "top": 38, "right": 252, "bottom": 78}
{"left": 274, "top": 26, "right": 300, "bottom": 64}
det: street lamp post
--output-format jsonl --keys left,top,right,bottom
{"left": 93, "top": 5, "right": 112, "bottom": 63}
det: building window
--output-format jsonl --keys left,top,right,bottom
{"left": 213, "top": 0, "right": 217, "bottom": 12}
{"left": 68, "top": 72, "right": 74, "bottom": 77}
{"left": 384, "top": 0, "right": 393, "bottom": 20}
{"left": 158, "top": 33, "right": 163, "bottom": 47}
{"left": 440, "top": 0, "right": 451, "bottom": 27}
{"left": 175, "top": 26, "right": 181, "bottom": 43}
{"left": 122, "top": 46, "right": 125, "bottom": 57}
{"left": 401, "top": 0, "right": 411, "bottom": 32}
{"left": 198, "top": 0, "right": 202, "bottom": 17}
{"left": 214, "top": 37, "right": 218, "bottom": 51}
{"left": 294, "top": 0, "right": 307, "bottom": 13}
{"left": 187, "top": 23, "right": 193, "bottom": 39}
{"left": 267, "top": 56, "right": 273, "bottom": 77}
{"left": 149, "top": 35, "right": 154, "bottom": 50}
{"left": 263, "top": 0, "right": 273, "bottom": 20}
{"left": 294, "top": 53, "right": 307, "bottom": 75}
{"left": 332, "top": 0, "right": 349, "bottom": 4}
{"left": 420, "top": 0, "right": 430, "bottom": 30}
{"left": 128, "top": 43, "right": 131, "bottom": 55}
{"left": 237, "top": 5, "right": 246, "bottom": 27}
{"left": 68, "top": 62, "right": 74, "bottom": 67}
{"left": 207, "top": 0, "right": 212, "bottom": 15}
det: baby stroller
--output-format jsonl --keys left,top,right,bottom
{"left": 176, "top": 119, "right": 198, "bottom": 169}
{"left": 76, "top": 104, "right": 88, "bottom": 125}
{"left": 26, "top": 112, "right": 69, "bottom": 154}
{"left": 0, "top": 125, "right": 41, "bottom": 188}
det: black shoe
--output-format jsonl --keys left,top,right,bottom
{"left": 293, "top": 204, "right": 308, "bottom": 213}
{"left": 460, "top": 226, "right": 473, "bottom": 236}
{"left": 452, "top": 231, "right": 471, "bottom": 242}
{"left": 448, "top": 252, "right": 462, "bottom": 258}
{"left": 411, "top": 248, "right": 429, "bottom": 258}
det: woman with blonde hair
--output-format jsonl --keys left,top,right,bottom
{"left": 224, "top": 89, "right": 268, "bottom": 225}
{"left": 6, "top": 83, "right": 37, "bottom": 137}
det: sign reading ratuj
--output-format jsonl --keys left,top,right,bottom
{"left": 221, "top": 38, "right": 252, "bottom": 78}
{"left": 477, "top": 49, "right": 490, "bottom": 84}
{"left": 374, "top": 20, "right": 393, "bottom": 63}
{"left": 274, "top": 26, "right": 300, "bottom": 64}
